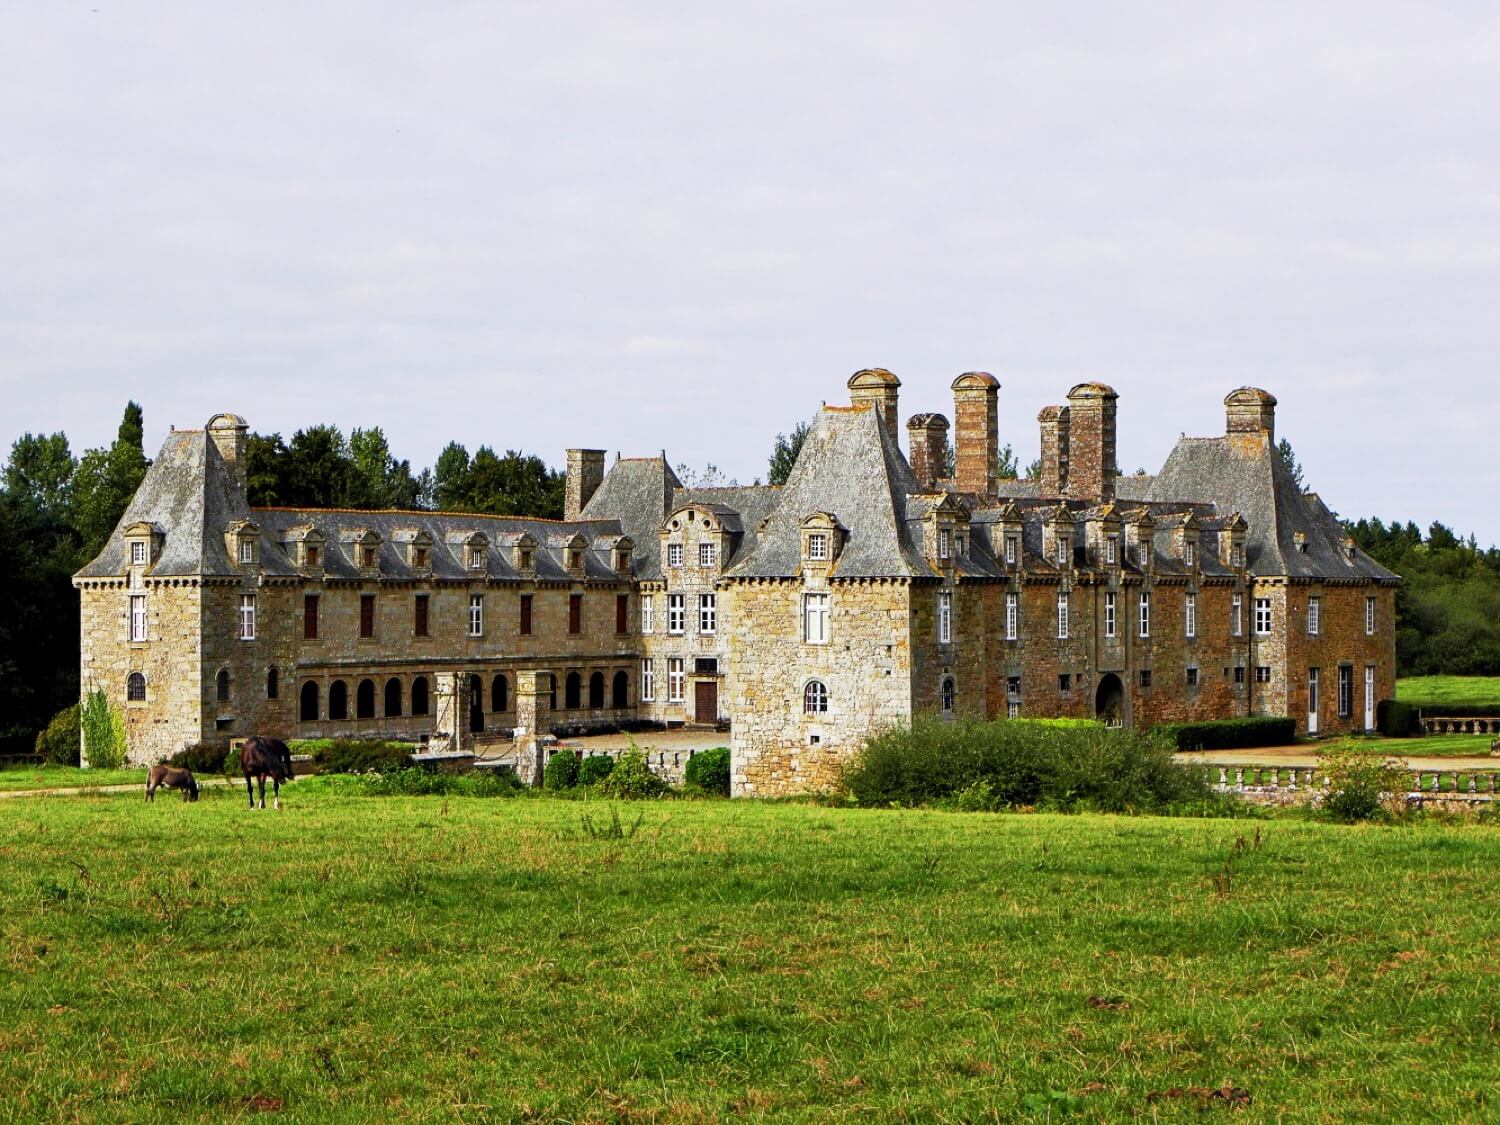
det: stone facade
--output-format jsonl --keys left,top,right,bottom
{"left": 75, "top": 373, "right": 1398, "bottom": 792}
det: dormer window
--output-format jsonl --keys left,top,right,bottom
{"left": 699, "top": 542, "right": 717, "bottom": 568}
{"left": 414, "top": 548, "right": 428, "bottom": 569}
{"left": 131, "top": 541, "right": 147, "bottom": 566}
{"left": 1231, "top": 544, "right": 1243, "bottom": 567}
{"left": 306, "top": 546, "right": 319, "bottom": 567}
{"left": 239, "top": 540, "right": 255, "bottom": 564}
{"left": 956, "top": 534, "right": 966, "bottom": 557}
{"left": 570, "top": 549, "right": 583, "bottom": 570}
{"left": 1294, "top": 532, "right": 1308, "bottom": 554}
{"left": 363, "top": 547, "right": 377, "bottom": 568}
{"left": 1005, "top": 535, "right": 1018, "bottom": 565}
{"left": 808, "top": 534, "right": 828, "bottom": 561}
{"left": 1056, "top": 538, "right": 1068, "bottom": 566}
{"left": 520, "top": 549, "right": 532, "bottom": 569}
{"left": 467, "top": 547, "right": 484, "bottom": 570}
{"left": 1185, "top": 542, "right": 1196, "bottom": 568}
{"left": 1106, "top": 536, "right": 1117, "bottom": 565}
{"left": 938, "top": 528, "right": 951, "bottom": 560}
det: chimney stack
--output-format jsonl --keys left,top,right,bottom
{"left": 847, "top": 368, "right": 901, "bottom": 437}
{"left": 1037, "top": 405, "right": 1070, "bottom": 496}
{"left": 565, "top": 449, "right": 606, "bottom": 520}
{"left": 951, "top": 372, "right": 1000, "bottom": 496}
{"left": 1224, "top": 387, "right": 1276, "bottom": 452}
{"left": 1063, "top": 383, "right": 1118, "bottom": 502}
{"left": 906, "top": 413, "right": 949, "bottom": 490}
{"left": 206, "top": 413, "right": 249, "bottom": 496}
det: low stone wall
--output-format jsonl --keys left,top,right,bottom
{"left": 1420, "top": 716, "right": 1500, "bottom": 738}
{"left": 1206, "top": 764, "right": 1500, "bottom": 807}
{"left": 544, "top": 743, "right": 710, "bottom": 786}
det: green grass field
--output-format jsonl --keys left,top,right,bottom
{"left": 1396, "top": 676, "right": 1500, "bottom": 708}
{"left": 3, "top": 788, "right": 1498, "bottom": 1122}
{"left": 1341, "top": 733, "right": 1498, "bottom": 759}
{"left": 0, "top": 763, "right": 147, "bottom": 792}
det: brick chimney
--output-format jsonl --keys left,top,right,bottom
{"left": 564, "top": 449, "right": 606, "bottom": 520}
{"left": 206, "top": 413, "right": 249, "bottom": 496}
{"left": 847, "top": 368, "right": 901, "bottom": 437}
{"left": 1064, "top": 383, "right": 1118, "bottom": 502}
{"left": 1037, "top": 405, "right": 1069, "bottom": 496}
{"left": 1224, "top": 387, "right": 1276, "bottom": 454}
{"left": 951, "top": 372, "right": 1000, "bottom": 496}
{"left": 907, "top": 413, "right": 949, "bottom": 490}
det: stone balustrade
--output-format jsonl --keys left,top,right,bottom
{"left": 1420, "top": 716, "right": 1500, "bottom": 735}
{"left": 1209, "top": 764, "right": 1500, "bottom": 805}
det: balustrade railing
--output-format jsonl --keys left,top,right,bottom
{"left": 1209, "top": 764, "right": 1500, "bottom": 802}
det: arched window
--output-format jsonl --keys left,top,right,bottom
{"left": 804, "top": 680, "right": 828, "bottom": 714}
{"left": 468, "top": 674, "right": 484, "bottom": 733}
{"left": 547, "top": 674, "right": 557, "bottom": 711}
{"left": 384, "top": 677, "right": 402, "bottom": 717}
{"left": 941, "top": 676, "right": 956, "bottom": 713}
{"left": 565, "top": 672, "right": 582, "bottom": 710}
{"left": 411, "top": 676, "right": 429, "bottom": 716}
{"left": 588, "top": 671, "right": 605, "bottom": 709}
{"left": 491, "top": 675, "right": 508, "bottom": 712}
{"left": 328, "top": 680, "right": 348, "bottom": 720}
{"left": 127, "top": 672, "right": 146, "bottom": 702}
{"left": 357, "top": 679, "right": 376, "bottom": 719}
{"left": 612, "top": 670, "right": 629, "bottom": 709}
{"left": 216, "top": 669, "right": 231, "bottom": 703}
{"left": 266, "top": 667, "right": 279, "bottom": 700}
{"left": 300, "top": 681, "right": 319, "bottom": 722}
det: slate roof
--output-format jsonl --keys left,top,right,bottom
{"left": 75, "top": 429, "right": 251, "bottom": 579}
{"left": 674, "top": 486, "right": 781, "bottom": 569}
{"left": 580, "top": 456, "right": 681, "bottom": 580}
{"left": 1147, "top": 436, "right": 1398, "bottom": 582}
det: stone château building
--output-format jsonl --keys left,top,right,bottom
{"left": 74, "top": 372, "right": 1398, "bottom": 795}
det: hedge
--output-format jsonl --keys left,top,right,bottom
{"left": 1375, "top": 699, "right": 1424, "bottom": 737}
{"left": 1151, "top": 717, "right": 1297, "bottom": 751}
{"left": 168, "top": 742, "right": 231, "bottom": 774}
{"left": 309, "top": 739, "right": 413, "bottom": 774}
{"left": 577, "top": 755, "right": 616, "bottom": 786}
{"left": 543, "top": 750, "right": 580, "bottom": 789}
{"left": 683, "top": 747, "right": 731, "bottom": 796}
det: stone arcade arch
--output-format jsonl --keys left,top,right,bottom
{"left": 1095, "top": 673, "right": 1125, "bottom": 727}
{"left": 468, "top": 674, "right": 484, "bottom": 733}
{"left": 384, "top": 677, "right": 402, "bottom": 717}
{"left": 300, "top": 681, "right": 319, "bottom": 722}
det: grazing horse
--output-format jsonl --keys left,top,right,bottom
{"left": 146, "top": 764, "right": 200, "bottom": 802}
{"left": 241, "top": 736, "right": 294, "bottom": 810}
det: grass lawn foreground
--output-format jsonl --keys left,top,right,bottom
{"left": 1396, "top": 676, "right": 1500, "bottom": 708}
{"left": 2, "top": 787, "right": 1498, "bottom": 1122}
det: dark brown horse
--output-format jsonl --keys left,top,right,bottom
{"left": 146, "top": 764, "right": 199, "bottom": 802}
{"left": 241, "top": 736, "right": 294, "bottom": 810}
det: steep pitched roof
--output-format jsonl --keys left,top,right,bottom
{"left": 580, "top": 456, "right": 682, "bottom": 579}
{"left": 723, "top": 404, "right": 932, "bottom": 579}
{"left": 1147, "top": 436, "right": 1397, "bottom": 582}
{"left": 75, "top": 429, "right": 251, "bottom": 579}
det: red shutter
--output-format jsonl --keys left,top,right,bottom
{"left": 569, "top": 594, "right": 582, "bottom": 634}
{"left": 520, "top": 594, "right": 532, "bottom": 636}
{"left": 616, "top": 594, "right": 628, "bottom": 634}
{"left": 414, "top": 595, "right": 429, "bottom": 637}
{"left": 304, "top": 595, "right": 319, "bottom": 639}
{"left": 360, "top": 595, "right": 375, "bottom": 638}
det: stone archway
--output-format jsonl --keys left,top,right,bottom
{"left": 1095, "top": 673, "right": 1125, "bottom": 727}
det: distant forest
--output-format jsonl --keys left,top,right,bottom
{"left": 2, "top": 404, "right": 1497, "bottom": 753}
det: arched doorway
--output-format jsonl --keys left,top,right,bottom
{"left": 1095, "top": 673, "right": 1125, "bottom": 727}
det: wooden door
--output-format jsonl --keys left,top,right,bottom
{"left": 694, "top": 681, "right": 718, "bottom": 724}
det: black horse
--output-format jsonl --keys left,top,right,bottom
{"left": 240, "top": 736, "right": 294, "bottom": 810}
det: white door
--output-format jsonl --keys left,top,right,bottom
{"left": 1364, "top": 666, "right": 1375, "bottom": 731}
{"left": 1307, "top": 667, "right": 1320, "bottom": 736}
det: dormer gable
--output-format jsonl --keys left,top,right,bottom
{"left": 225, "top": 519, "right": 261, "bottom": 567}
{"left": 123, "top": 521, "right": 165, "bottom": 570}
{"left": 350, "top": 528, "right": 382, "bottom": 574}
{"left": 1084, "top": 504, "right": 1124, "bottom": 569}
{"left": 462, "top": 531, "right": 489, "bottom": 574}
{"left": 400, "top": 529, "right": 434, "bottom": 574}
{"left": 609, "top": 535, "right": 635, "bottom": 576}
{"left": 1171, "top": 511, "right": 1201, "bottom": 572}
{"left": 1219, "top": 513, "right": 1248, "bottom": 571}
{"left": 921, "top": 493, "right": 970, "bottom": 567}
{"left": 564, "top": 531, "right": 589, "bottom": 576}
{"left": 800, "top": 511, "right": 846, "bottom": 565}
{"left": 1044, "top": 504, "right": 1077, "bottom": 571}
{"left": 512, "top": 531, "right": 538, "bottom": 575}
{"left": 284, "top": 525, "right": 325, "bottom": 575}
{"left": 1125, "top": 509, "right": 1156, "bottom": 571}
{"left": 993, "top": 501, "right": 1024, "bottom": 571}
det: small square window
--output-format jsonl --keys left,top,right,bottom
{"left": 807, "top": 534, "right": 828, "bottom": 561}
{"left": 1186, "top": 666, "right": 1199, "bottom": 687}
{"left": 1255, "top": 666, "right": 1271, "bottom": 684}
{"left": 1058, "top": 673, "right": 1071, "bottom": 693}
{"left": 1139, "top": 669, "right": 1153, "bottom": 689}
{"left": 667, "top": 542, "right": 684, "bottom": 567}
{"left": 699, "top": 542, "right": 717, "bottom": 568}
{"left": 239, "top": 540, "right": 254, "bottom": 564}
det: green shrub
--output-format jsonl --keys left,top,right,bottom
{"left": 361, "top": 767, "right": 522, "bottom": 797}
{"left": 1152, "top": 717, "right": 1297, "bottom": 751}
{"left": 168, "top": 742, "right": 230, "bottom": 775}
{"left": 598, "top": 747, "right": 670, "bottom": 800}
{"left": 34, "top": 704, "right": 81, "bottom": 767}
{"left": 577, "top": 755, "right": 616, "bottom": 787}
{"left": 1375, "top": 699, "right": 1423, "bottom": 737}
{"left": 1320, "top": 744, "right": 1409, "bottom": 823}
{"left": 683, "top": 747, "right": 731, "bottom": 796}
{"left": 80, "top": 690, "right": 125, "bottom": 770}
{"left": 543, "top": 750, "right": 581, "bottom": 789}
{"left": 845, "top": 717, "right": 1211, "bottom": 813}
{"left": 312, "top": 739, "right": 413, "bottom": 774}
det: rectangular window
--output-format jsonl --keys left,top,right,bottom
{"left": 360, "top": 594, "right": 375, "bottom": 638}
{"left": 467, "top": 548, "right": 484, "bottom": 571}
{"left": 699, "top": 542, "right": 716, "bottom": 568}
{"left": 365, "top": 547, "right": 379, "bottom": 568}
{"left": 938, "top": 528, "right": 951, "bottom": 560}
{"left": 640, "top": 659, "right": 655, "bottom": 702}
{"left": 1056, "top": 592, "right": 1068, "bottom": 639}
{"left": 131, "top": 540, "right": 146, "bottom": 565}
{"left": 641, "top": 594, "right": 653, "bottom": 634}
{"left": 1007, "top": 701, "right": 1020, "bottom": 719}
{"left": 1185, "top": 542, "right": 1196, "bottom": 568}
{"left": 305, "top": 545, "right": 319, "bottom": 568}
{"left": 1338, "top": 665, "right": 1354, "bottom": 718}
{"left": 1365, "top": 596, "right": 1376, "bottom": 635}
{"left": 469, "top": 594, "right": 484, "bottom": 637}
{"left": 239, "top": 595, "right": 256, "bottom": 640}
{"left": 1186, "top": 665, "right": 1199, "bottom": 687}
{"left": 617, "top": 593, "right": 629, "bottom": 634}
{"left": 1233, "top": 665, "right": 1245, "bottom": 685}
{"left": 938, "top": 592, "right": 952, "bottom": 644}
{"left": 668, "top": 593, "right": 685, "bottom": 635}
{"left": 304, "top": 595, "right": 319, "bottom": 640}
{"left": 1105, "top": 592, "right": 1116, "bottom": 639}
{"left": 1005, "top": 592, "right": 1018, "bottom": 641}
{"left": 668, "top": 657, "right": 685, "bottom": 703}
{"left": 1005, "top": 535, "right": 1018, "bottom": 565}
{"left": 414, "top": 594, "right": 429, "bottom": 637}
{"left": 1139, "top": 592, "right": 1151, "bottom": 638}
{"left": 1307, "top": 596, "right": 1321, "bottom": 636}
{"left": 667, "top": 543, "right": 684, "bottom": 567}
{"left": 568, "top": 593, "right": 582, "bottom": 634}
{"left": 1232, "top": 593, "right": 1242, "bottom": 636}
{"left": 519, "top": 594, "right": 533, "bottom": 636}
{"left": 807, "top": 533, "right": 828, "bottom": 561}
{"left": 1255, "top": 665, "right": 1271, "bottom": 683}
{"left": 414, "top": 547, "right": 427, "bottom": 569}
{"left": 804, "top": 592, "right": 830, "bottom": 644}
{"left": 239, "top": 540, "right": 254, "bottom": 564}
{"left": 1254, "top": 598, "right": 1272, "bottom": 635}
{"left": 129, "top": 595, "right": 147, "bottom": 641}
{"left": 1140, "top": 669, "right": 1153, "bottom": 689}
{"left": 1106, "top": 536, "right": 1117, "bottom": 565}
{"left": 956, "top": 534, "right": 966, "bottom": 557}
{"left": 1007, "top": 674, "right": 1021, "bottom": 697}
{"left": 699, "top": 593, "right": 717, "bottom": 635}
{"left": 1058, "top": 673, "right": 1071, "bottom": 693}
{"left": 1185, "top": 593, "right": 1196, "bottom": 639}
{"left": 1231, "top": 544, "right": 1244, "bottom": 567}
{"left": 1057, "top": 537, "right": 1069, "bottom": 566}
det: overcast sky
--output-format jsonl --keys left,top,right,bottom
{"left": 4, "top": 3, "right": 1498, "bottom": 542}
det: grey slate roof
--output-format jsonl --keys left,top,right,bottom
{"left": 76, "top": 429, "right": 251, "bottom": 579}
{"left": 580, "top": 456, "right": 681, "bottom": 580}
{"left": 674, "top": 486, "right": 781, "bottom": 569}
{"left": 1147, "top": 436, "right": 1397, "bottom": 582}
